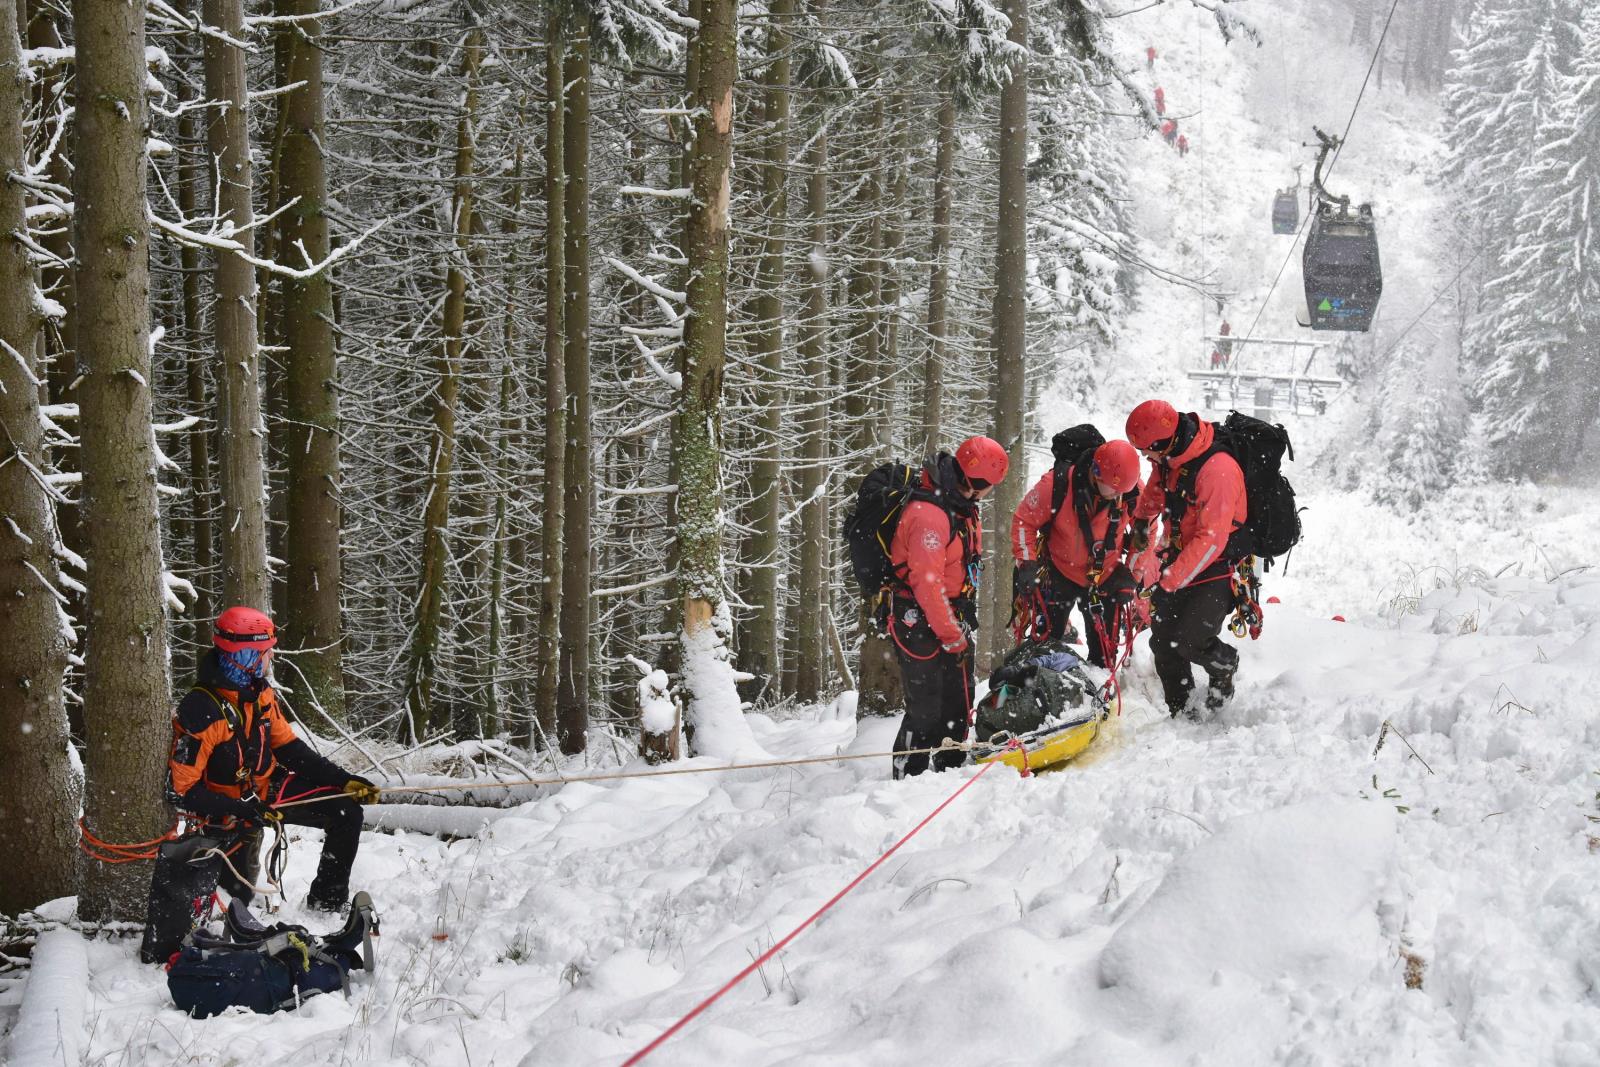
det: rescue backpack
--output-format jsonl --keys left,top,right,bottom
{"left": 1046, "top": 424, "right": 1107, "bottom": 525}
{"left": 842, "top": 461, "right": 952, "bottom": 600}
{"left": 1177, "top": 412, "right": 1301, "bottom": 567}
{"left": 166, "top": 893, "right": 378, "bottom": 1018}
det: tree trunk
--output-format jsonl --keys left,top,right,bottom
{"left": 880, "top": 92, "right": 909, "bottom": 447}
{"left": 734, "top": 0, "right": 791, "bottom": 703}
{"left": 844, "top": 56, "right": 883, "bottom": 462}
{"left": 856, "top": 90, "right": 911, "bottom": 718}
{"left": 985, "top": 0, "right": 1029, "bottom": 671}
{"left": 794, "top": 40, "right": 829, "bottom": 705}
{"left": 26, "top": 2, "right": 84, "bottom": 653}
{"left": 24, "top": 2, "right": 73, "bottom": 405}
{"left": 537, "top": 11, "right": 565, "bottom": 749}
{"left": 202, "top": 0, "right": 271, "bottom": 611}
{"left": 922, "top": 85, "right": 956, "bottom": 454}
{"left": 275, "top": 0, "right": 346, "bottom": 724}
{"left": 849, "top": 66, "right": 903, "bottom": 717}
{"left": 175, "top": 83, "right": 215, "bottom": 654}
{"left": 558, "top": 14, "right": 593, "bottom": 755}
{"left": 405, "top": 26, "right": 481, "bottom": 740}
{"left": 0, "top": 0, "right": 77, "bottom": 915}
{"left": 676, "top": 0, "right": 750, "bottom": 758}
{"left": 72, "top": 0, "right": 174, "bottom": 921}
{"left": 454, "top": 204, "right": 494, "bottom": 740}
{"left": 489, "top": 133, "right": 527, "bottom": 742}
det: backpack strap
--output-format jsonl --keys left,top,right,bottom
{"left": 889, "top": 466, "right": 971, "bottom": 594}
{"left": 1166, "top": 437, "right": 1248, "bottom": 560}
{"left": 1050, "top": 455, "right": 1126, "bottom": 584}
{"left": 192, "top": 685, "right": 244, "bottom": 737}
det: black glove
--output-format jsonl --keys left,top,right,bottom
{"left": 1129, "top": 519, "right": 1151, "bottom": 554}
{"left": 1012, "top": 560, "right": 1041, "bottom": 600}
{"left": 342, "top": 776, "right": 380, "bottom": 805}
{"left": 1099, "top": 563, "right": 1138, "bottom": 605}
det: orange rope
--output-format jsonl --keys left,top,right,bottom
{"left": 77, "top": 816, "right": 181, "bottom": 864}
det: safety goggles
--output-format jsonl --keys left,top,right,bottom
{"left": 1138, "top": 435, "right": 1174, "bottom": 459}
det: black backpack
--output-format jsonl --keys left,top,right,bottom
{"left": 1038, "top": 424, "right": 1135, "bottom": 574}
{"left": 167, "top": 894, "right": 378, "bottom": 1018}
{"left": 1046, "top": 424, "right": 1106, "bottom": 525}
{"left": 842, "top": 462, "right": 931, "bottom": 599}
{"left": 1174, "top": 412, "right": 1301, "bottom": 568}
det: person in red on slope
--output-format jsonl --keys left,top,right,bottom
{"left": 1177, "top": 133, "right": 1189, "bottom": 156}
{"left": 1161, "top": 118, "right": 1178, "bottom": 145}
{"left": 1010, "top": 439, "right": 1145, "bottom": 667}
{"left": 1154, "top": 86, "right": 1166, "bottom": 115}
{"left": 1125, "top": 400, "right": 1248, "bottom": 718}
{"left": 886, "top": 436, "right": 1009, "bottom": 779}
{"left": 1146, "top": 44, "right": 1157, "bottom": 69}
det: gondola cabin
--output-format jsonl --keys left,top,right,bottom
{"left": 1272, "top": 189, "right": 1299, "bottom": 234}
{"left": 1302, "top": 201, "right": 1382, "bottom": 332}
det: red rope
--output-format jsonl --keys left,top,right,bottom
{"left": 78, "top": 816, "right": 181, "bottom": 864}
{"left": 621, "top": 754, "right": 1008, "bottom": 1066}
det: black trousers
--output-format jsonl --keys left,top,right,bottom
{"left": 272, "top": 781, "right": 365, "bottom": 909}
{"left": 1149, "top": 578, "right": 1239, "bottom": 714}
{"left": 1042, "top": 568, "right": 1117, "bottom": 667}
{"left": 139, "top": 779, "right": 364, "bottom": 964}
{"left": 888, "top": 595, "right": 974, "bottom": 779}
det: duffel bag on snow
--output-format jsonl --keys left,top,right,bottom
{"left": 974, "top": 638, "right": 1101, "bottom": 741}
{"left": 167, "top": 892, "right": 377, "bottom": 1018}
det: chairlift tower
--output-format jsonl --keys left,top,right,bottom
{"left": 1187, "top": 333, "right": 1347, "bottom": 421}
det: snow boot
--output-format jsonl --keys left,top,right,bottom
{"left": 1200, "top": 639, "right": 1239, "bottom": 711}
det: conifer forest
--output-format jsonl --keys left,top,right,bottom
{"left": 1, "top": 0, "right": 1596, "bottom": 972}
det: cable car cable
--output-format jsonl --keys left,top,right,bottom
{"left": 1239, "top": 0, "right": 1403, "bottom": 347}
{"left": 1372, "top": 247, "right": 1484, "bottom": 365}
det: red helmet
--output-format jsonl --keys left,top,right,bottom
{"left": 1126, "top": 399, "right": 1180, "bottom": 450}
{"left": 213, "top": 606, "right": 277, "bottom": 653}
{"left": 955, "top": 436, "right": 1009, "bottom": 487}
{"left": 1090, "top": 440, "right": 1141, "bottom": 495}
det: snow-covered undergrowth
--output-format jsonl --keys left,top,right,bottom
{"left": 55, "top": 481, "right": 1600, "bottom": 1065}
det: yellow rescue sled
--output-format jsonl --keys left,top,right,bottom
{"left": 972, "top": 698, "right": 1116, "bottom": 774}
{"left": 969, "top": 638, "right": 1117, "bottom": 774}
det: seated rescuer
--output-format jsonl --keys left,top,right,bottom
{"left": 1124, "top": 400, "right": 1248, "bottom": 717}
{"left": 1010, "top": 439, "right": 1144, "bottom": 666}
{"left": 885, "top": 436, "right": 1010, "bottom": 780}
{"left": 139, "top": 606, "right": 380, "bottom": 964}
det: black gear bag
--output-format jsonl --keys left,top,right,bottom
{"left": 843, "top": 462, "right": 922, "bottom": 600}
{"left": 1046, "top": 424, "right": 1106, "bottom": 524}
{"left": 166, "top": 893, "right": 378, "bottom": 1018}
{"left": 1177, "top": 412, "right": 1301, "bottom": 568}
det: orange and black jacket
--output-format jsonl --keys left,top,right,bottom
{"left": 166, "top": 650, "right": 348, "bottom": 824}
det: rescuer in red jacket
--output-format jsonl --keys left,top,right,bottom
{"left": 1010, "top": 439, "right": 1144, "bottom": 666}
{"left": 1126, "top": 400, "right": 1248, "bottom": 718}
{"left": 885, "top": 436, "right": 1009, "bottom": 779}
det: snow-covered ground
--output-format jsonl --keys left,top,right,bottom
{"left": 52, "top": 479, "right": 1600, "bottom": 1066}
{"left": 9, "top": 5, "right": 1598, "bottom": 1067}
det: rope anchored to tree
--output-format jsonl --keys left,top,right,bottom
{"left": 269, "top": 738, "right": 982, "bottom": 809}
